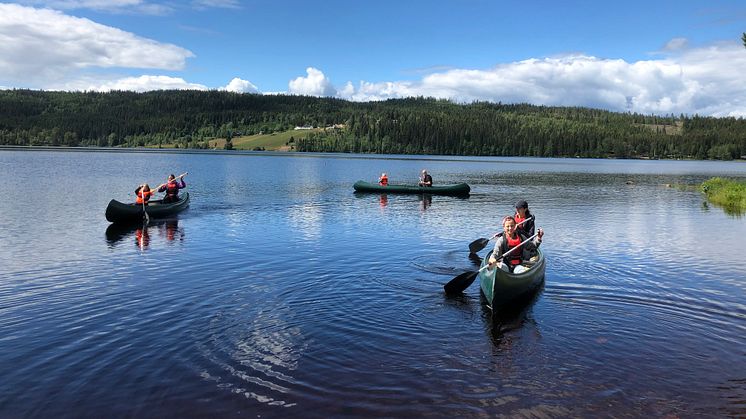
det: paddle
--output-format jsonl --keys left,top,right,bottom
{"left": 154, "top": 172, "right": 188, "bottom": 191}
{"left": 139, "top": 184, "right": 150, "bottom": 224}
{"left": 445, "top": 232, "right": 539, "bottom": 294}
{"left": 468, "top": 216, "right": 533, "bottom": 254}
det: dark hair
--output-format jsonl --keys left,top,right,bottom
{"left": 515, "top": 200, "right": 528, "bottom": 209}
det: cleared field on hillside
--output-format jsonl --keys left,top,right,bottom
{"left": 209, "top": 129, "right": 320, "bottom": 151}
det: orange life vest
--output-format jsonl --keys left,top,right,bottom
{"left": 135, "top": 189, "right": 153, "bottom": 205}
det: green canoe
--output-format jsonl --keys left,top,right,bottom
{"left": 478, "top": 248, "right": 546, "bottom": 310}
{"left": 353, "top": 180, "right": 470, "bottom": 196}
{"left": 105, "top": 193, "right": 190, "bottom": 224}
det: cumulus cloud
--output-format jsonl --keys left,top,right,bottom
{"left": 2, "top": 3, "right": 745, "bottom": 120}
{"left": 0, "top": 3, "right": 193, "bottom": 86}
{"left": 288, "top": 67, "right": 337, "bottom": 97}
{"left": 333, "top": 42, "right": 746, "bottom": 117}
{"left": 221, "top": 77, "right": 259, "bottom": 93}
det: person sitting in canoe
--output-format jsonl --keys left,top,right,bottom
{"left": 418, "top": 169, "right": 433, "bottom": 187}
{"left": 514, "top": 200, "right": 535, "bottom": 236}
{"left": 379, "top": 172, "right": 389, "bottom": 186}
{"left": 158, "top": 173, "right": 187, "bottom": 203}
{"left": 487, "top": 215, "right": 543, "bottom": 274}
{"left": 135, "top": 184, "right": 155, "bottom": 206}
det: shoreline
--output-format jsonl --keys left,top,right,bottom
{"left": 1, "top": 144, "right": 745, "bottom": 164}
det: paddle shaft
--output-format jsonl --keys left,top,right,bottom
{"left": 469, "top": 216, "right": 533, "bottom": 253}
{"left": 154, "top": 172, "right": 188, "bottom": 190}
{"left": 443, "top": 231, "right": 540, "bottom": 294}
{"left": 140, "top": 185, "right": 150, "bottom": 223}
{"left": 481, "top": 232, "right": 539, "bottom": 272}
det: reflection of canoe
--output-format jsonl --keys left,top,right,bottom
{"left": 105, "top": 193, "right": 190, "bottom": 224}
{"left": 478, "top": 248, "right": 546, "bottom": 310}
{"left": 105, "top": 222, "right": 140, "bottom": 244}
{"left": 105, "top": 219, "right": 182, "bottom": 246}
{"left": 353, "top": 181, "right": 470, "bottom": 196}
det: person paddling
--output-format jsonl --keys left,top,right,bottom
{"left": 488, "top": 216, "right": 543, "bottom": 274}
{"left": 379, "top": 172, "right": 389, "bottom": 186}
{"left": 514, "top": 200, "right": 535, "bottom": 236}
{"left": 158, "top": 173, "right": 187, "bottom": 203}
{"left": 135, "top": 184, "right": 155, "bottom": 205}
{"left": 418, "top": 169, "right": 432, "bottom": 187}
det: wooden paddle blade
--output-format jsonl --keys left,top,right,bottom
{"left": 444, "top": 271, "right": 479, "bottom": 294}
{"left": 468, "top": 238, "right": 489, "bottom": 254}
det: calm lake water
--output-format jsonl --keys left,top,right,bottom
{"left": 0, "top": 148, "right": 745, "bottom": 418}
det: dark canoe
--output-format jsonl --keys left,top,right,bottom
{"left": 353, "top": 180, "right": 470, "bottom": 196}
{"left": 105, "top": 193, "right": 190, "bottom": 224}
{"left": 478, "top": 248, "right": 546, "bottom": 310}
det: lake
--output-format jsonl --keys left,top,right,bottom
{"left": 0, "top": 148, "right": 744, "bottom": 418}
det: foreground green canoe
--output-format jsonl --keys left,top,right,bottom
{"left": 478, "top": 248, "right": 546, "bottom": 310}
{"left": 105, "top": 193, "right": 190, "bottom": 224}
{"left": 353, "top": 180, "right": 470, "bottom": 196}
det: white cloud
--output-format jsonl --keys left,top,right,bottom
{"left": 2, "top": 5, "right": 745, "bottom": 120}
{"left": 663, "top": 37, "right": 689, "bottom": 51}
{"left": 58, "top": 75, "right": 208, "bottom": 92}
{"left": 15, "top": 0, "right": 172, "bottom": 14}
{"left": 288, "top": 67, "right": 337, "bottom": 97}
{"left": 191, "top": 0, "right": 240, "bottom": 9}
{"left": 334, "top": 41, "right": 746, "bottom": 117}
{"left": 0, "top": 4, "right": 194, "bottom": 87}
{"left": 221, "top": 77, "right": 259, "bottom": 93}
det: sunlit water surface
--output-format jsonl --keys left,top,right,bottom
{"left": 0, "top": 149, "right": 745, "bottom": 417}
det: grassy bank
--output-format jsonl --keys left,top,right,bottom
{"left": 701, "top": 177, "right": 746, "bottom": 215}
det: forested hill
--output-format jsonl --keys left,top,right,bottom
{"left": 1, "top": 89, "right": 744, "bottom": 160}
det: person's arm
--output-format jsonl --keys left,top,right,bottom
{"left": 488, "top": 237, "right": 505, "bottom": 266}
{"left": 158, "top": 184, "right": 167, "bottom": 192}
{"left": 179, "top": 179, "right": 186, "bottom": 189}
{"left": 533, "top": 228, "right": 544, "bottom": 247}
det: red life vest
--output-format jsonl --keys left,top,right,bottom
{"left": 504, "top": 234, "right": 523, "bottom": 265}
{"left": 514, "top": 211, "right": 534, "bottom": 235}
{"left": 379, "top": 176, "right": 388, "bottom": 186}
{"left": 166, "top": 181, "right": 179, "bottom": 197}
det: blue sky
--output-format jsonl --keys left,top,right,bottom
{"left": 1, "top": 0, "right": 745, "bottom": 116}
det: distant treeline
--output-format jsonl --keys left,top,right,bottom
{"left": 1, "top": 89, "right": 744, "bottom": 160}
